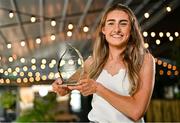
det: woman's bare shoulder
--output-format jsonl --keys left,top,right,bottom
{"left": 142, "top": 52, "right": 155, "bottom": 71}
{"left": 144, "top": 53, "right": 155, "bottom": 64}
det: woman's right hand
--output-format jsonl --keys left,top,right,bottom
{"left": 52, "top": 78, "right": 70, "bottom": 96}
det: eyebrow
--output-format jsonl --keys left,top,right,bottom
{"left": 106, "top": 19, "right": 128, "bottom": 23}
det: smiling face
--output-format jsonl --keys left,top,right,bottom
{"left": 102, "top": 10, "right": 131, "bottom": 48}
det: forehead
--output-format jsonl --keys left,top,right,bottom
{"left": 106, "top": 10, "right": 129, "bottom": 20}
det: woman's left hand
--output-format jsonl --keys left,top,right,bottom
{"left": 68, "top": 79, "right": 98, "bottom": 96}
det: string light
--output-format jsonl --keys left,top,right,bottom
{"left": 49, "top": 63, "right": 54, "bottom": 68}
{"left": 68, "top": 23, "right": 73, "bottom": 30}
{"left": 21, "top": 41, "right": 26, "bottom": 47}
{"left": 168, "top": 64, "right": 172, "bottom": 69}
{"left": 41, "top": 59, "right": 47, "bottom": 64}
{"left": 7, "top": 43, "right": 12, "bottom": 49}
{"left": 31, "top": 58, "right": 36, "bottom": 64}
{"left": 150, "top": 32, "right": 156, "bottom": 37}
{"left": 20, "top": 58, "right": 25, "bottom": 63}
{"left": 156, "top": 39, "right": 161, "bottom": 45}
{"left": 169, "top": 36, "right": 173, "bottom": 41}
{"left": 83, "top": 26, "right": 89, "bottom": 32}
{"left": 0, "top": 68, "right": 4, "bottom": 73}
{"left": 166, "top": 32, "right": 170, "bottom": 37}
{"left": 31, "top": 65, "right": 36, "bottom": 70}
{"left": 174, "top": 32, "right": 179, "bottom": 37}
{"left": 17, "top": 78, "right": 21, "bottom": 83}
{"left": 143, "top": 31, "right": 148, "bottom": 37}
{"left": 15, "top": 67, "right": 20, "bottom": 72}
{"left": 35, "top": 72, "right": 41, "bottom": 77}
{"left": 31, "top": 16, "right": 36, "bottom": 22}
{"left": 23, "top": 78, "right": 28, "bottom": 83}
{"left": 51, "top": 59, "right": 56, "bottom": 65}
{"left": 55, "top": 72, "right": 60, "bottom": 78}
{"left": 144, "top": 43, "right": 149, "bottom": 48}
{"left": 144, "top": 12, "right": 150, "bottom": 18}
{"left": 174, "top": 71, "right": 179, "bottom": 76}
{"left": 4, "top": 71, "right": 8, "bottom": 76}
{"left": 20, "top": 72, "right": 24, "bottom": 77}
{"left": 163, "top": 62, "right": 167, "bottom": 67}
{"left": 172, "top": 66, "right": 176, "bottom": 70}
{"left": 157, "top": 59, "right": 161, "bottom": 65}
{"left": 48, "top": 72, "right": 54, "bottom": 79}
{"left": 9, "top": 11, "right": 14, "bottom": 18}
{"left": 67, "top": 31, "right": 72, "bottom": 37}
{"left": 0, "top": 79, "right": 4, "bottom": 84}
{"left": 29, "top": 77, "right": 34, "bottom": 82}
{"left": 50, "top": 34, "right": 56, "bottom": 40}
{"left": 159, "top": 32, "right": 164, "bottom": 37}
{"left": 13, "top": 71, "right": 17, "bottom": 76}
{"left": 51, "top": 19, "right": 56, "bottom": 26}
{"left": 35, "top": 76, "right": 41, "bottom": 81}
{"left": 166, "top": 6, "right": 171, "bottom": 12}
{"left": 40, "top": 64, "right": 46, "bottom": 69}
{"left": 23, "top": 66, "right": 28, "bottom": 72}
{"left": 7, "top": 68, "right": 12, "bottom": 73}
{"left": 167, "top": 70, "right": 171, "bottom": 76}
{"left": 36, "top": 38, "right": 41, "bottom": 44}
{"left": 159, "top": 70, "right": 164, "bottom": 75}
{"left": 5, "top": 79, "right": 10, "bottom": 84}
{"left": 42, "top": 75, "right": 47, "bottom": 80}
{"left": 9, "top": 56, "right": 13, "bottom": 62}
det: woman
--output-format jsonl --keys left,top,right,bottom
{"left": 52, "top": 3, "right": 155, "bottom": 122}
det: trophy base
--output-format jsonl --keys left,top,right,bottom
{"left": 62, "top": 81, "right": 78, "bottom": 86}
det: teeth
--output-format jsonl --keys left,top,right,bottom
{"left": 112, "top": 35, "right": 122, "bottom": 38}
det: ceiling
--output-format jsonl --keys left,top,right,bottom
{"left": 0, "top": 0, "right": 180, "bottom": 85}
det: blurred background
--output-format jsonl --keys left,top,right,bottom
{"left": 0, "top": 0, "right": 180, "bottom": 122}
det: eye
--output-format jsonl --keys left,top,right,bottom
{"left": 107, "top": 22, "right": 114, "bottom": 25}
{"left": 120, "top": 22, "right": 128, "bottom": 26}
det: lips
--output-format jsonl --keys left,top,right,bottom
{"left": 111, "top": 34, "right": 123, "bottom": 38}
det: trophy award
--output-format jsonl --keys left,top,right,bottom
{"left": 58, "top": 43, "right": 84, "bottom": 86}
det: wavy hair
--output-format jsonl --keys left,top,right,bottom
{"left": 88, "top": 3, "right": 147, "bottom": 95}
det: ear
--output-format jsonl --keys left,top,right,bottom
{"left": 101, "top": 27, "right": 105, "bottom": 35}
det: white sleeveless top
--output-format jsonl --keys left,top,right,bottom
{"left": 88, "top": 69, "right": 144, "bottom": 123}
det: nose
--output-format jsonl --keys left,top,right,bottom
{"left": 113, "top": 24, "right": 121, "bottom": 33}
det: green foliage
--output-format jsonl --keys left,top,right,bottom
{"left": 15, "top": 92, "right": 58, "bottom": 122}
{"left": 0, "top": 91, "right": 16, "bottom": 109}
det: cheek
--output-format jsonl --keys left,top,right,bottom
{"left": 124, "top": 28, "right": 131, "bottom": 37}
{"left": 102, "top": 27, "right": 111, "bottom": 35}
{"left": 102, "top": 26, "right": 110, "bottom": 35}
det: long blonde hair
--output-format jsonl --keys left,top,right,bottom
{"left": 88, "top": 3, "right": 147, "bottom": 95}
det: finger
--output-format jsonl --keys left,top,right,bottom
{"left": 79, "top": 79, "right": 89, "bottom": 84}
{"left": 52, "top": 84, "right": 58, "bottom": 92}
{"left": 54, "top": 78, "right": 63, "bottom": 84}
{"left": 59, "top": 84, "right": 68, "bottom": 88}
{"left": 82, "top": 91, "right": 91, "bottom": 96}
{"left": 56, "top": 88, "right": 68, "bottom": 96}
{"left": 52, "top": 87, "right": 58, "bottom": 93}
{"left": 68, "top": 85, "right": 82, "bottom": 90}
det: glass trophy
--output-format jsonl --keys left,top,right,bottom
{"left": 58, "top": 43, "right": 84, "bottom": 86}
